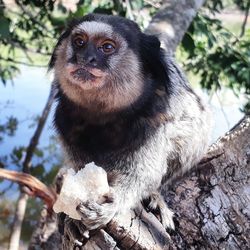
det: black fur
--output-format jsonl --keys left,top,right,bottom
{"left": 54, "top": 76, "right": 168, "bottom": 171}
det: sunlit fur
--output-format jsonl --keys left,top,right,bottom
{"left": 50, "top": 14, "right": 213, "bottom": 231}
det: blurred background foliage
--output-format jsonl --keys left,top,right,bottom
{"left": 0, "top": 0, "right": 249, "bottom": 248}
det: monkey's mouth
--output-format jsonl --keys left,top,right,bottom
{"left": 71, "top": 68, "right": 95, "bottom": 81}
{"left": 66, "top": 64, "right": 107, "bottom": 89}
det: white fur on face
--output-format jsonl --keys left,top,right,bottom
{"left": 74, "top": 21, "right": 114, "bottom": 38}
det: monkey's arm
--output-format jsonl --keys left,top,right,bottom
{"left": 76, "top": 128, "right": 173, "bottom": 230}
{"left": 76, "top": 179, "right": 161, "bottom": 231}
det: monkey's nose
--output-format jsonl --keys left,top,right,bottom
{"left": 85, "top": 55, "right": 97, "bottom": 67}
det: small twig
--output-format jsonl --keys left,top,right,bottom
{"left": 144, "top": 0, "right": 161, "bottom": 8}
{"left": 125, "top": 0, "right": 134, "bottom": 20}
{"left": 0, "top": 168, "right": 57, "bottom": 211}
{"left": 240, "top": 1, "right": 250, "bottom": 38}
{"left": 21, "top": 47, "right": 34, "bottom": 64}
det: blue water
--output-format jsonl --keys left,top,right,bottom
{"left": 0, "top": 66, "right": 54, "bottom": 154}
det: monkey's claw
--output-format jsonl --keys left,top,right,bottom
{"left": 76, "top": 197, "right": 117, "bottom": 230}
{"left": 147, "top": 192, "right": 175, "bottom": 230}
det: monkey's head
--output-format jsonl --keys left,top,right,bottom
{"left": 49, "top": 14, "right": 164, "bottom": 114}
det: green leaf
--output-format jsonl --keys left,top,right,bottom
{"left": 31, "top": 164, "right": 45, "bottom": 177}
{"left": 181, "top": 32, "right": 195, "bottom": 56}
{"left": 0, "top": 16, "right": 10, "bottom": 39}
{"left": 44, "top": 165, "right": 59, "bottom": 184}
{"left": 34, "top": 148, "right": 44, "bottom": 158}
{"left": 12, "top": 147, "right": 25, "bottom": 161}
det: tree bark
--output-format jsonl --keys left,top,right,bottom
{"left": 29, "top": 116, "right": 250, "bottom": 249}
{"left": 146, "top": 0, "right": 205, "bottom": 53}
{"left": 166, "top": 116, "right": 250, "bottom": 249}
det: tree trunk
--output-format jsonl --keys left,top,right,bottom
{"left": 166, "top": 116, "right": 250, "bottom": 249}
{"left": 29, "top": 116, "right": 250, "bottom": 249}
{"left": 145, "top": 0, "right": 206, "bottom": 53}
{"left": 9, "top": 193, "right": 28, "bottom": 250}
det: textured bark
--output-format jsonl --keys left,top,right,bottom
{"left": 146, "top": 0, "right": 205, "bottom": 53}
{"left": 29, "top": 116, "right": 250, "bottom": 249}
{"left": 29, "top": 208, "right": 61, "bottom": 250}
{"left": 166, "top": 115, "right": 250, "bottom": 249}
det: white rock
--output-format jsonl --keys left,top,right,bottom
{"left": 53, "top": 162, "right": 109, "bottom": 220}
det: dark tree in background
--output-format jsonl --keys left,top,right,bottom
{"left": 0, "top": 0, "right": 249, "bottom": 249}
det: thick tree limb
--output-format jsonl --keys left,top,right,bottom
{"left": 29, "top": 116, "right": 250, "bottom": 249}
{"left": 166, "top": 115, "right": 250, "bottom": 249}
{"left": 146, "top": 0, "right": 206, "bottom": 53}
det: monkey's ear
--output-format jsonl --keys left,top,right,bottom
{"left": 140, "top": 33, "right": 161, "bottom": 62}
{"left": 48, "top": 31, "right": 70, "bottom": 71}
{"left": 140, "top": 34, "right": 161, "bottom": 51}
{"left": 139, "top": 34, "right": 165, "bottom": 75}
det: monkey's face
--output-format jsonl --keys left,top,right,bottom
{"left": 52, "top": 16, "right": 146, "bottom": 112}
{"left": 57, "top": 21, "right": 126, "bottom": 90}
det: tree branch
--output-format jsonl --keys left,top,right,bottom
{"left": 146, "top": 0, "right": 206, "bottom": 53}
{"left": 0, "top": 168, "right": 56, "bottom": 210}
{"left": 240, "top": 1, "right": 250, "bottom": 37}
{"left": 22, "top": 86, "right": 56, "bottom": 173}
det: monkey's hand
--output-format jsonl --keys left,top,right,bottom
{"left": 76, "top": 189, "right": 117, "bottom": 230}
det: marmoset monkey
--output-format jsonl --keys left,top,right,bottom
{"left": 50, "top": 14, "right": 212, "bottom": 232}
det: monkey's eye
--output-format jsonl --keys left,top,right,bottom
{"left": 99, "top": 41, "right": 116, "bottom": 54}
{"left": 73, "top": 35, "right": 87, "bottom": 48}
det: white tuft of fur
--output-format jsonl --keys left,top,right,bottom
{"left": 74, "top": 21, "right": 113, "bottom": 38}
